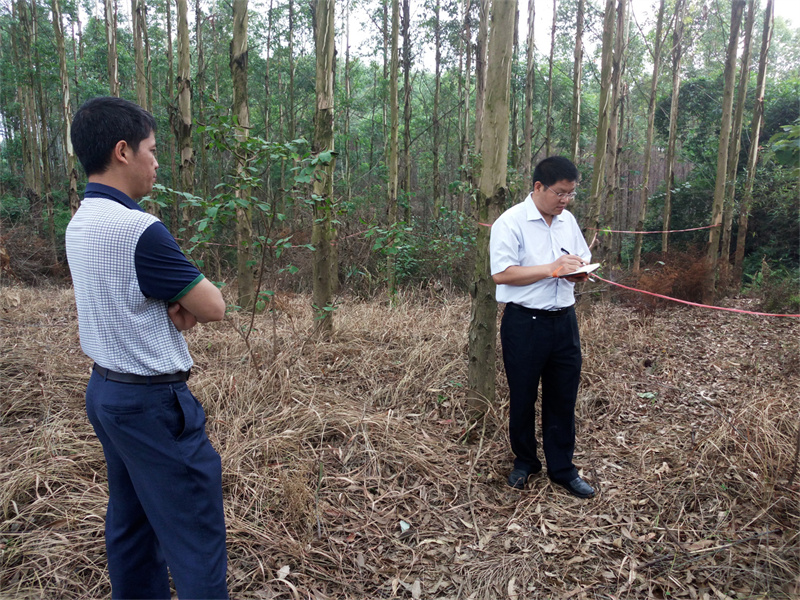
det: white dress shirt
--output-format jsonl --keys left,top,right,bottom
{"left": 490, "top": 194, "right": 591, "bottom": 310}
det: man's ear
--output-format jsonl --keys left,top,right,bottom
{"left": 111, "top": 140, "right": 130, "bottom": 166}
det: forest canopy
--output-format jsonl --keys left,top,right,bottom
{"left": 0, "top": 0, "right": 797, "bottom": 309}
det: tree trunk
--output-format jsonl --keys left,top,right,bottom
{"left": 458, "top": 0, "right": 472, "bottom": 214}
{"left": 231, "top": 0, "right": 254, "bottom": 309}
{"left": 132, "top": 0, "right": 147, "bottom": 107}
{"left": 288, "top": 0, "right": 296, "bottom": 141}
{"left": 544, "top": 0, "right": 556, "bottom": 157}
{"left": 661, "top": 0, "right": 684, "bottom": 253}
{"left": 603, "top": 0, "right": 627, "bottom": 266}
{"left": 166, "top": 0, "right": 179, "bottom": 220}
{"left": 197, "top": 0, "right": 209, "bottom": 199}
{"left": 176, "top": 0, "right": 194, "bottom": 226}
{"left": 104, "top": 0, "right": 119, "bottom": 96}
{"left": 586, "top": 0, "right": 615, "bottom": 239}
{"left": 311, "top": 0, "right": 337, "bottom": 334}
{"left": 401, "top": 0, "right": 412, "bottom": 223}
{"left": 704, "top": 0, "right": 745, "bottom": 304}
{"left": 720, "top": 0, "right": 756, "bottom": 291}
{"left": 51, "top": 0, "right": 80, "bottom": 216}
{"left": 522, "top": 0, "right": 535, "bottom": 191}
{"left": 632, "top": 0, "right": 666, "bottom": 274}
{"left": 343, "top": 0, "right": 351, "bottom": 206}
{"left": 15, "top": 0, "right": 42, "bottom": 234}
{"left": 733, "top": 0, "right": 773, "bottom": 286}
{"left": 467, "top": 0, "right": 516, "bottom": 418}
{"left": 509, "top": 5, "right": 520, "bottom": 170}
{"left": 32, "top": 0, "right": 56, "bottom": 253}
{"left": 569, "top": 0, "right": 584, "bottom": 164}
{"left": 474, "top": 0, "right": 489, "bottom": 158}
{"left": 387, "top": 0, "right": 400, "bottom": 295}
{"left": 143, "top": 3, "right": 152, "bottom": 111}
{"left": 72, "top": 10, "right": 82, "bottom": 106}
{"left": 432, "top": 0, "right": 442, "bottom": 220}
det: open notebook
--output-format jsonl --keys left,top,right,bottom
{"left": 558, "top": 263, "right": 600, "bottom": 278}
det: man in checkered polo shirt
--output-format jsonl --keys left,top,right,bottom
{"left": 65, "top": 97, "right": 228, "bottom": 599}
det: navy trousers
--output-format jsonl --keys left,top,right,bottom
{"left": 86, "top": 371, "right": 228, "bottom": 600}
{"left": 500, "top": 303, "right": 582, "bottom": 483}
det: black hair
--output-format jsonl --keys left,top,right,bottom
{"left": 71, "top": 97, "right": 156, "bottom": 176}
{"left": 532, "top": 156, "right": 579, "bottom": 187}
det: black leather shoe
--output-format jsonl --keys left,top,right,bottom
{"left": 507, "top": 468, "right": 530, "bottom": 489}
{"left": 551, "top": 476, "right": 596, "bottom": 499}
{"left": 507, "top": 464, "right": 542, "bottom": 490}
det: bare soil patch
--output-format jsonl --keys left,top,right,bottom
{"left": 1, "top": 285, "right": 799, "bottom": 599}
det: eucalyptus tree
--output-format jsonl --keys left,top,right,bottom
{"left": 604, "top": 0, "right": 628, "bottom": 265}
{"left": 733, "top": 0, "right": 774, "bottom": 286}
{"left": 704, "top": 0, "right": 745, "bottom": 303}
{"left": 467, "top": 0, "right": 516, "bottom": 417}
{"left": 632, "top": 0, "right": 667, "bottom": 274}
{"left": 457, "top": 0, "right": 472, "bottom": 213}
{"left": 474, "top": 0, "right": 488, "bottom": 158}
{"left": 51, "top": 0, "right": 80, "bottom": 215}
{"left": 661, "top": 0, "right": 684, "bottom": 253}
{"left": 720, "top": 0, "right": 757, "bottom": 290}
{"left": 569, "top": 0, "right": 584, "bottom": 164}
{"left": 104, "top": 0, "right": 119, "bottom": 96}
{"left": 432, "top": 0, "right": 443, "bottom": 219}
{"left": 586, "top": 0, "right": 615, "bottom": 241}
{"left": 231, "top": 0, "right": 255, "bottom": 308}
{"left": 521, "top": 0, "right": 535, "bottom": 190}
{"left": 176, "top": 0, "right": 194, "bottom": 227}
{"left": 311, "top": 0, "right": 337, "bottom": 334}
{"left": 14, "top": 0, "right": 42, "bottom": 231}
{"left": 401, "top": 0, "right": 412, "bottom": 222}
{"left": 132, "top": 0, "right": 147, "bottom": 107}
{"left": 30, "top": 0, "right": 55, "bottom": 251}
{"left": 544, "top": 0, "right": 556, "bottom": 157}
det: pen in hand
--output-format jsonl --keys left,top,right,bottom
{"left": 561, "top": 248, "right": 586, "bottom": 266}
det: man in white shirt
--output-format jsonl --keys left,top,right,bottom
{"left": 490, "top": 156, "right": 595, "bottom": 499}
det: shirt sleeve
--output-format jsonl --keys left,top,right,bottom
{"left": 490, "top": 216, "right": 521, "bottom": 276}
{"left": 135, "top": 221, "right": 204, "bottom": 302}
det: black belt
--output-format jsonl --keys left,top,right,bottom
{"left": 93, "top": 363, "right": 191, "bottom": 384}
{"left": 506, "top": 303, "right": 574, "bottom": 317}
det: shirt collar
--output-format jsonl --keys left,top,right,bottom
{"left": 83, "top": 182, "right": 144, "bottom": 212}
{"left": 524, "top": 193, "right": 565, "bottom": 223}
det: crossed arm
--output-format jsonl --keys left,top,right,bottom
{"left": 168, "top": 277, "right": 226, "bottom": 331}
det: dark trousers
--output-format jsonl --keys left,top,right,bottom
{"left": 86, "top": 371, "right": 228, "bottom": 600}
{"left": 500, "top": 303, "right": 582, "bottom": 483}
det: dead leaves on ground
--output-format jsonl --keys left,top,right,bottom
{"left": 1, "top": 287, "right": 798, "bottom": 599}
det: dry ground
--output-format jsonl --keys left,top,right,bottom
{"left": 1, "top": 284, "right": 799, "bottom": 599}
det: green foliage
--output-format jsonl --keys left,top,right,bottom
{"left": 765, "top": 119, "right": 800, "bottom": 176}
{"left": 743, "top": 257, "right": 800, "bottom": 314}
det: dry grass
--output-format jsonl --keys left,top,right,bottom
{"left": 1, "top": 284, "right": 799, "bottom": 599}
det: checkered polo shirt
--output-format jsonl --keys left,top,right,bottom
{"left": 66, "top": 183, "right": 204, "bottom": 376}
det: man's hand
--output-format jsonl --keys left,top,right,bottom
{"left": 550, "top": 253, "right": 586, "bottom": 278}
{"left": 564, "top": 272, "right": 590, "bottom": 283}
{"left": 168, "top": 302, "right": 198, "bottom": 331}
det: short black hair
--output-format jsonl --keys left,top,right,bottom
{"left": 532, "top": 156, "right": 579, "bottom": 187}
{"left": 71, "top": 97, "right": 156, "bottom": 176}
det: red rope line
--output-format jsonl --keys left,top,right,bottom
{"left": 587, "top": 224, "right": 721, "bottom": 234}
{"left": 478, "top": 222, "right": 721, "bottom": 234}
{"left": 592, "top": 274, "right": 800, "bottom": 318}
